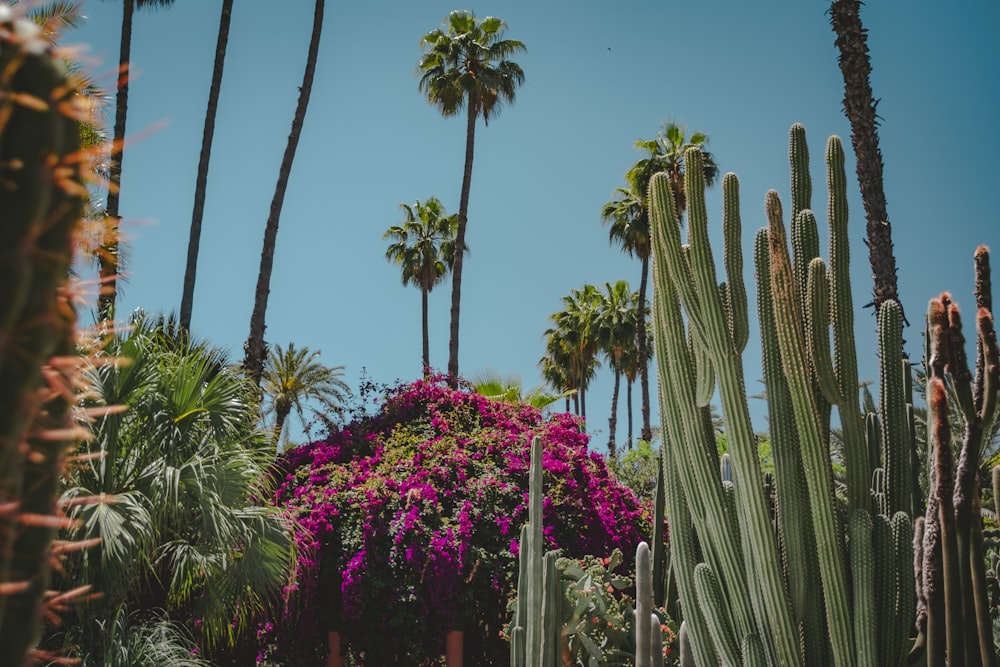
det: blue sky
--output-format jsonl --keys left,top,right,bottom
{"left": 68, "top": 0, "right": 999, "bottom": 449}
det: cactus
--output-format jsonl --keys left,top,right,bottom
{"left": 635, "top": 542, "right": 653, "bottom": 667}
{"left": 914, "top": 280, "right": 999, "bottom": 667}
{"left": 0, "top": 7, "right": 88, "bottom": 665}
{"left": 647, "top": 125, "right": 921, "bottom": 666}
{"left": 509, "top": 435, "right": 562, "bottom": 667}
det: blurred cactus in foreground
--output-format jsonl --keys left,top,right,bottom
{"left": 0, "top": 4, "right": 89, "bottom": 664}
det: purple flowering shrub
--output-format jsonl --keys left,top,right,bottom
{"left": 261, "top": 375, "right": 650, "bottom": 665}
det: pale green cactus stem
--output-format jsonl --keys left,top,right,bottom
{"left": 693, "top": 562, "right": 741, "bottom": 667}
{"left": 540, "top": 551, "right": 561, "bottom": 667}
{"left": 722, "top": 173, "right": 749, "bottom": 353}
{"left": 765, "top": 187, "right": 854, "bottom": 664}
{"left": 635, "top": 542, "right": 653, "bottom": 667}
{"left": 849, "top": 510, "right": 877, "bottom": 667}
{"left": 650, "top": 218, "right": 756, "bottom": 649}
{"left": 754, "top": 228, "right": 826, "bottom": 666}
{"left": 742, "top": 634, "right": 767, "bottom": 667}
{"left": 525, "top": 435, "right": 545, "bottom": 665}
{"left": 651, "top": 150, "right": 800, "bottom": 666}
{"left": 789, "top": 123, "right": 812, "bottom": 221}
{"left": 878, "top": 301, "right": 911, "bottom": 516}
{"left": 825, "top": 136, "right": 869, "bottom": 515}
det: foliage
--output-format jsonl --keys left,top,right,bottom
{"left": 261, "top": 341, "right": 348, "bottom": 449}
{"left": 556, "top": 551, "right": 678, "bottom": 666}
{"left": 609, "top": 440, "right": 660, "bottom": 502}
{"left": 263, "top": 374, "right": 650, "bottom": 665}
{"left": 51, "top": 314, "right": 297, "bottom": 662}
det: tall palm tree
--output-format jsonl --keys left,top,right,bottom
{"left": 418, "top": 11, "right": 525, "bottom": 384}
{"left": 383, "top": 197, "right": 460, "bottom": 375}
{"left": 830, "top": 0, "right": 901, "bottom": 318}
{"left": 602, "top": 121, "right": 718, "bottom": 442}
{"left": 180, "top": 0, "right": 234, "bottom": 332}
{"left": 56, "top": 314, "right": 296, "bottom": 660}
{"left": 539, "top": 352, "right": 575, "bottom": 414}
{"left": 244, "top": 0, "right": 325, "bottom": 386}
{"left": 597, "top": 281, "right": 638, "bottom": 457}
{"left": 98, "top": 0, "right": 176, "bottom": 322}
{"left": 262, "top": 342, "right": 348, "bottom": 449}
{"left": 545, "top": 285, "right": 603, "bottom": 420}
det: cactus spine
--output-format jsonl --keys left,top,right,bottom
{"left": 0, "top": 8, "right": 87, "bottom": 664}
{"left": 648, "top": 125, "right": 921, "bottom": 666}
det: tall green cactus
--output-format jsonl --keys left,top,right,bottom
{"left": 509, "top": 435, "right": 563, "bottom": 667}
{"left": 647, "top": 124, "right": 918, "bottom": 666}
{"left": 0, "top": 8, "right": 87, "bottom": 665}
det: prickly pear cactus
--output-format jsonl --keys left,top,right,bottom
{"left": 0, "top": 5, "right": 88, "bottom": 663}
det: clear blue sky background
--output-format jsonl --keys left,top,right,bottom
{"left": 68, "top": 0, "right": 999, "bottom": 450}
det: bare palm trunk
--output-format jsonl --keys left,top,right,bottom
{"left": 638, "top": 252, "right": 652, "bottom": 442}
{"left": 244, "top": 0, "right": 324, "bottom": 385}
{"left": 626, "top": 376, "right": 634, "bottom": 449}
{"left": 608, "top": 368, "right": 621, "bottom": 457}
{"left": 99, "top": 0, "right": 135, "bottom": 322}
{"left": 181, "top": 0, "right": 233, "bottom": 332}
{"left": 447, "top": 102, "right": 477, "bottom": 385}
{"left": 273, "top": 405, "right": 290, "bottom": 449}
{"left": 421, "top": 287, "right": 430, "bottom": 375}
{"left": 830, "top": 0, "right": 901, "bottom": 319}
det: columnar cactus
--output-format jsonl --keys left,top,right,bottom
{"left": 509, "top": 435, "right": 562, "bottom": 667}
{"left": 647, "top": 124, "right": 918, "bottom": 666}
{"left": 0, "top": 6, "right": 88, "bottom": 664}
{"left": 916, "top": 272, "right": 998, "bottom": 667}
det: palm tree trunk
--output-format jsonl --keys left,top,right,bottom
{"left": 273, "top": 406, "right": 290, "bottom": 449}
{"left": 180, "top": 0, "right": 234, "bottom": 332}
{"left": 447, "top": 101, "right": 477, "bottom": 385}
{"left": 99, "top": 0, "right": 136, "bottom": 322}
{"left": 421, "top": 287, "right": 430, "bottom": 375}
{"left": 608, "top": 369, "right": 621, "bottom": 457}
{"left": 626, "top": 376, "right": 634, "bottom": 449}
{"left": 830, "top": 0, "right": 901, "bottom": 319}
{"left": 638, "top": 252, "right": 652, "bottom": 442}
{"left": 244, "top": 0, "right": 325, "bottom": 385}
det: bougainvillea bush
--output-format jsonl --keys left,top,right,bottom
{"left": 261, "top": 375, "right": 650, "bottom": 665}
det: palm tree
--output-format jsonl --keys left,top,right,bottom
{"left": 244, "top": 0, "right": 325, "bottom": 386}
{"left": 545, "top": 285, "right": 603, "bottom": 420}
{"left": 98, "top": 0, "right": 176, "bottom": 322}
{"left": 597, "top": 281, "right": 638, "bottom": 457}
{"left": 472, "top": 368, "right": 567, "bottom": 409}
{"left": 180, "top": 0, "right": 234, "bottom": 332}
{"left": 418, "top": 10, "right": 525, "bottom": 384}
{"left": 602, "top": 121, "right": 718, "bottom": 442}
{"left": 262, "top": 342, "right": 348, "bottom": 449}
{"left": 830, "top": 0, "right": 901, "bottom": 318}
{"left": 56, "top": 313, "right": 297, "bottom": 660}
{"left": 539, "top": 352, "right": 575, "bottom": 414}
{"left": 383, "top": 197, "right": 460, "bottom": 374}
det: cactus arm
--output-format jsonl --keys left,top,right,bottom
{"left": 723, "top": 173, "right": 749, "bottom": 353}
{"left": 825, "top": 136, "right": 870, "bottom": 515}
{"left": 650, "top": 227, "right": 756, "bottom": 642}
{"left": 807, "top": 257, "right": 842, "bottom": 405}
{"left": 878, "top": 301, "right": 911, "bottom": 516}
{"left": 540, "top": 551, "right": 562, "bottom": 667}
{"left": 693, "top": 562, "right": 741, "bottom": 667}
{"left": 651, "top": 162, "right": 801, "bottom": 667}
{"left": 526, "top": 435, "right": 545, "bottom": 665}
{"left": 890, "top": 512, "right": 917, "bottom": 666}
{"left": 789, "top": 123, "right": 812, "bottom": 222}
{"left": 765, "top": 188, "right": 854, "bottom": 666}
{"left": 849, "top": 510, "right": 877, "bottom": 667}
{"left": 742, "top": 633, "right": 768, "bottom": 667}
{"left": 509, "top": 626, "right": 525, "bottom": 667}
{"left": 636, "top": 542, "right": 653, "bottom": 667}
{"left": 651, "top": 448, "right": 666, "bottom": 608}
